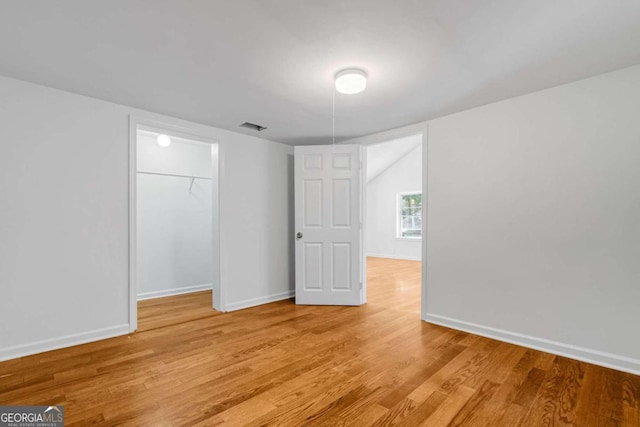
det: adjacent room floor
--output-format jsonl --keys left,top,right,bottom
{"left": 0, "top": 258, "right": 638, "bottom": 426}
{"left": 138, "top": 290, "right": 219, "bottom": 332}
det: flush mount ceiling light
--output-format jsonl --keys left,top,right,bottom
{"left": 335, "top": 69, "right": 367, "bottom": 94}
{"left": 156, "top": 134, "right": 171, "bottom": 147}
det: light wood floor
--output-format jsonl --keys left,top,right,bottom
{"left": 1, "top": 258, "right": 638, "bottom": 426}
{"left": 138, "top": 291, "right": 219, "bottom": 332}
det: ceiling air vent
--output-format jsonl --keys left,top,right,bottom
{"left": 240, "top": 122, "right": 267, "bottom": 132}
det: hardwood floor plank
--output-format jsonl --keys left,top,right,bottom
{"left": 405, "top": 338, "right": 493, "bottom": 404}
{"left": 371, "top": 397, "right": 420, "bottom": 426}
{"left": 343, "top": 403, "right": 388, "bottom": 426}
{"left": 556, "top": 358, "right": 587, "bottom": 425}
{"left": 512, "top": 367, "right": 547, "bottom": 408}
{"left": 622, "top": 376, "right": 640, "bottom": 427}
{"left": 449, "top": 379, "right": 501, "bottom": 426}
{"left": 419, "top": 385, "right": 476, "bottom": 426}
{"left": 0, "top": 258, "right": 638, "bottom": 426}
{"left": 574, "top": 365, "right": 606, "bottom": 426}
{"left": 395, "top": 392, "right": 448, "bottom": 426}
{"left": 484, "top": 350, "right": 541, "bottom": 425}
{"left": 521, "top": 356, "right": 567, "bottom": 426}
{"left": 600, "top": 368, "right": 626, "bottom": 422}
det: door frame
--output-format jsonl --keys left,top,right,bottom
{"left": 345, "top": 123, "right": 428, "bottom": 316}
{"left": 128, "top": 115, "right": 225, "bottom": 332}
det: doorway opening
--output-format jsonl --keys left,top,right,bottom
{"left": 363, "top": 134, "right": 423, "bottom": 315}
{"left": 129, "top": 122, "right": 221, "bottom": 332}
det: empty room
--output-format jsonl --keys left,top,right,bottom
{"left": 1, "top": 1, "right": 639, "bottom": 426}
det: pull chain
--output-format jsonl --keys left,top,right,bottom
{"left": 332, "top": 88, "right": 336, "bottom": 147}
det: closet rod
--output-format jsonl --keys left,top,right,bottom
{"left": 137, "top": 171, "right": 212, "bottom": 180}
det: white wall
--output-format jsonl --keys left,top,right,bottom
{"left": 425, "top": 64, "right": 640, "bottom": 374}
{"left": 221, "top": 134, "right": 294, "bottom": 311}
{"left": 0, "top": 75, "right": 293, "bottom": 361}
{"left": 137, "top": 133, "right": 214, "bottom": 300}
{"left": 345, "top": 64, "right": 640, "bottom": 375}
{"left": 367, "top": 144, "right": 422, "bottom": 260}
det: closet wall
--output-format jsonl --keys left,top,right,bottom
{"left": 137, "top": 131, "right": 215, "bottom": 300}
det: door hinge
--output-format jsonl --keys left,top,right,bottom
{"left": 360, "top": 282, "right": 363, "bottom": 290}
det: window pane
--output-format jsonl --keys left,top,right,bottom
{"left": 399, "top": 193, "right": 422, "bottom": 238}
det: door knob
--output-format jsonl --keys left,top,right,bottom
{"left": 296, "top": 232, "right": 303, "bottom": 239}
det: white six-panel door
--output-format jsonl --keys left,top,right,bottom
{"left": 294, "top": 144, "right": 362, "bottom": 306}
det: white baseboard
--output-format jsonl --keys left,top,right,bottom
{"left": 0, "top": 324, "right": 130, "bottom": 363}
{"left": 137, "top": 283, "right": 212, "bottom": 301}
{"left": 367, "top": 253, "right": 422, "bottom": 262}
{"left": 423, "top": 313, "right": 640, "bottom": 376}
{"left": 225, "top": 290, "right": 295, "bottom": 312}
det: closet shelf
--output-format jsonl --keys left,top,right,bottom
{"left": 137, "top": 170, "right": 212, "bottom": 193}
{"left": 137, "top": 171, "right": 212, "bottom": 180}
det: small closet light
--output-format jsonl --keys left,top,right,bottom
{"left": 157, "top": 134, "right": 171, "bottom": 147}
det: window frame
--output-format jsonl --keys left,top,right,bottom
{"left": 396, "top": 191, "right": 423, "bottom": 240}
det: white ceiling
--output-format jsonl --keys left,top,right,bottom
{"left": 1, "top": 1, "right": 639, "bottom": 145}
{"left": 367, "top": 135, "right": 422, "bottom": 183}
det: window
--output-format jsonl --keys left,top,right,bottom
{"left": 398, "top": 192, "right": 422, "bottom": 239}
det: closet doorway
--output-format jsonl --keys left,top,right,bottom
{"left": 129, "top": 120, "right": 221, "bottom": 332}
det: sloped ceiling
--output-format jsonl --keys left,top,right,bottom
{"left": 367, "top": 135, "right": 422, "bottom": 182}
{"left": 0, "top": 1, "right": 639, "bottom": 145}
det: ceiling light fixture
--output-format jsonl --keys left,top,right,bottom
{"left": 335, "top": 69, "right": 367, "bottom": 94}
{"left": 156, "top": 134, "right": 171, "bottom": 147}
